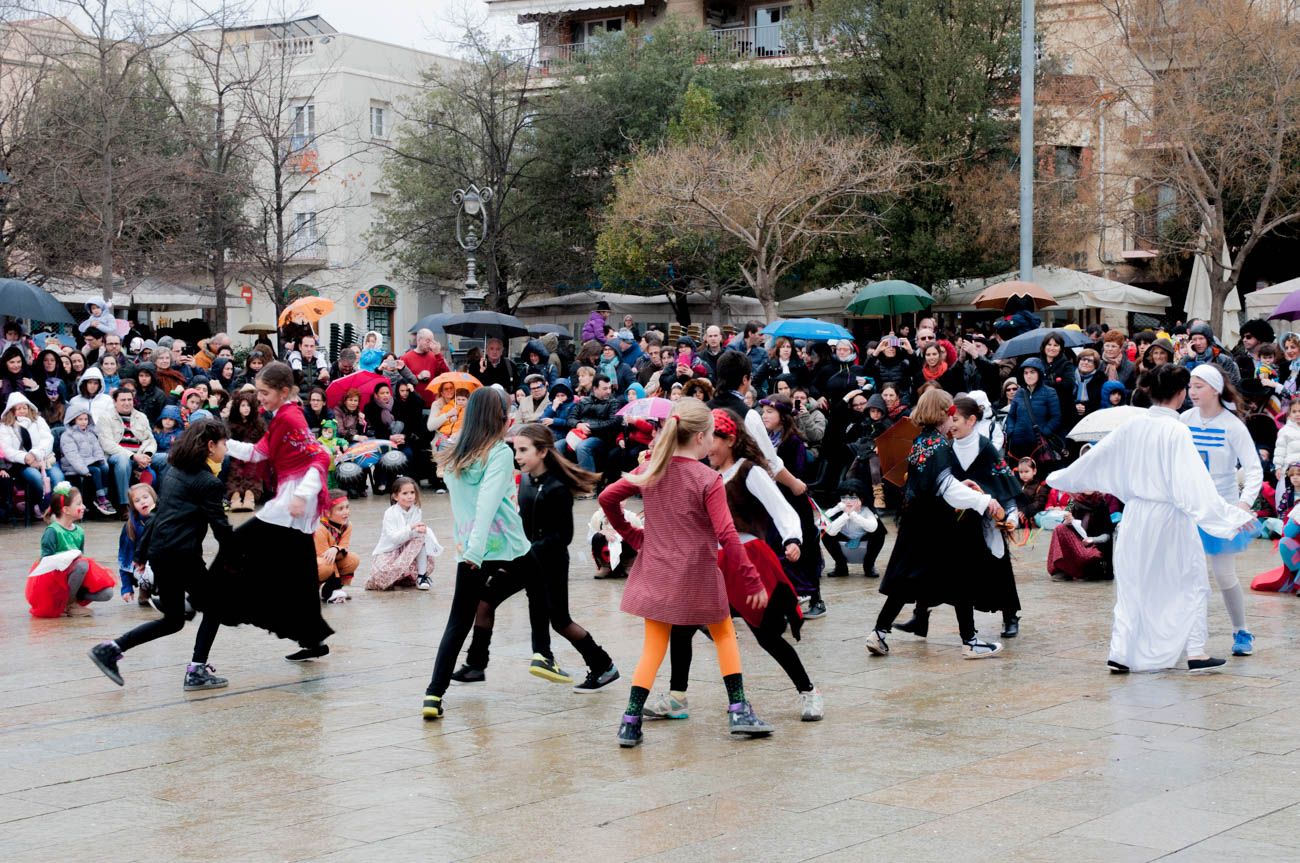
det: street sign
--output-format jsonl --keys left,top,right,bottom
{"left": 354, "top": 290, "right": 371, "bottom": 310}
{"left": 240, "top": 284, "right": 253, "bottom": 304}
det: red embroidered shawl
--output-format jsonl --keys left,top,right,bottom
{"left": 256, "top": 402, "right": 332, "bottom": 518}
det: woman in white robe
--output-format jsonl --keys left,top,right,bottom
{"left": 1046, "top": 365, "right": 1255, "bottom": 672}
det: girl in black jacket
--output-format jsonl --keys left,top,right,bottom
{"left": 452, "top": 423, "right": 620, "bottom": 693}
{"left": 89, "top": 419, "right": 234, "bottom": 692}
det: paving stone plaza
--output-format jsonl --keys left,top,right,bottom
{"left": 4, "top": 495, "right": 1300, "bottom": 862}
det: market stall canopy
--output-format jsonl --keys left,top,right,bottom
{"left": 516, "top": 289, "right": 763, "bottom": 326}
{"left": 936, "top": 266, "right": 1170, "bottom": 316}
{"left": 777, "top": 284, "right": 862, "bottom": 319}
{"left": 46, "top": 275, "right": 223, "bottom": 309}
{"left": 1244, "top": 276, "right": 1300, "bottom": 321}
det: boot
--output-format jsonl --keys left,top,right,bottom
{"left": 873, "top": 483, "right": 886, "bottom": 510}
{"left": 894, "top": 607, "right": 930, "bottom": 638}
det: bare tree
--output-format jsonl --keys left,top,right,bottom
{"left": 0, "top": 13, "right": 57, "bottom": 280}
{"left": 1091, "top": 0, "right": 1300, "bottom": 333}
{"left": 610, "top": 129, "right": 917, "bottom": 320}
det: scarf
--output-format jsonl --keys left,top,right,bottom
{"left": 255, "top": 402, "right": 331, "bottom": 518}
{"left": 321, "top": 516, "right": 348, "bottom": 545}
{"left": 921, "top": 360, "right": 949, "bottom": 382}
{"left": 1076, "top": 370, "right": 1095, "bottom": 402}
{"left": 599, "top": 355, "right": 619, "bottom": 380}
{"left": 375, "top": 397, "right": 394, "bottom": 428}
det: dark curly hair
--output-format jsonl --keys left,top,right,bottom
{"left": 227, "top": 390, "right": 265, "bottom": 443}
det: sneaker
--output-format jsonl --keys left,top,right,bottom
{"left": 89, "top": 642, "right": 124, "bottom": 686}
{"left": 422, "top": 694, "right": 443, "bottom": 720}
{"left": 285, "top": 644, "right": 330, "bottom": 662}
{"left": 435, "top": 488, "right": 448, "bottom": 495}
{"left": 416, "top": 575, "right": 432, "bottom": 591}
{"left": 961, "top": 638, "right": 1003, "bottom": 659}
{"left": 727, "top": 701, "right": 774, "bottom": 737}
{"left": 573, "top": 664, "right": 620, "bottom": 693}
{"left": 94, "top": 496, "right": 115, "bottom": 516}
{"left": 450, "top": 664, "right": 485, "bottom": 684}
{"left": 325, "top": 589, "right": 350, "bottom": 604}
{"left": 804, "top": 598, "right": 827, "bottom": 619}
{"left": 1107, "top": 660, "right": 1130, "bottom": 674}
{"left": 593, "top": 566, "right": 613, "bottom": 579}
{"left": 642, "top": 691, "right": 689, "bottom": 720}
{"left": 865, "top": 630, "right": 890, "bottom": 656}
{"left": 798, "top": 688, "right": 824, "bottom": 722}
{"left": 617, "top": 714, "right": 643, "bottom": 747}
{"left": 528, "top": 653, "right": 573, "bottom": 684}
{"left": 1231, "top": 629, "right": 1255, "bottom": 656}
{"left": 1188, "top": 657, "right": 1227, "bottom": 672}
{"left": 183, "top": 664, "right": 229, "bottom": 691}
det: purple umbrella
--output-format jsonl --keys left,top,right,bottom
{"left": 1268, "top": 290, "right": 1300, "bottom": 321}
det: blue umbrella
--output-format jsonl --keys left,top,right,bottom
{"left": 993, "top": 327, "right": 1091, "bottom": 360}
{"left": 0, "top": 278, "right": 74, "bottom": 325}
{"left": 762, "top": 318, "right": 854, "bottom": 342}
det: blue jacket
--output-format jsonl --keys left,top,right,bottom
{"left": 1005, "top": 383, "right": 1062, "bottom": 449}
{"left": 541, "top": 400, "right": 575, "bottom": 439}
{"left": 117, "top": 511, "right": 151, "bottom": 595}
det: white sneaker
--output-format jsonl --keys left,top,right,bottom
{"left": 865, "top": 630, "right": 889, "bottom": 656}
{"left": 326, "top": 590, "right": 350, "bottom": 604}
{"left": 416, "top": 576, "right": 431, "bottom": 591}
{"left": 962, "top": 638, "right": 1003, "bottom": 659}
{"left": 642, "top": 691, "right": 689, "bottom": 720}
{"left": 798, "top": 687, "right": 824, "bottom": 721}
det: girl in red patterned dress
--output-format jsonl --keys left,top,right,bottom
{"left": 221, "top": 361, "right": 334, "bottom": 662}
{"left": 598, "top": 398, "right": 774, "bottom": 748}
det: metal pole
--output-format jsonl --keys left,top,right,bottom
{"left": 1019, "top": 0, "right": 1035, "bottom": 282}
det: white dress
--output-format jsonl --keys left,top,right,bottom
{"left": 1046, "top": 406, "right": 1254, "bottom": 671}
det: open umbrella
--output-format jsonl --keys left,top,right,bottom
{"left": 974, "top": 280, "right": 1057, "bottom": 311}
{"left": 442, "top": 311, "right": 528, "bottom": 340}
{"left": 1067, "top": 405, "right": 1147, "bottom": 442}
{"left": 845, "top": 280, "right": 933, "bottom": 325}
{"left": 528, "top": 323, "right": 574, "bottom": 339}
{"left": 325, "top": 370, "right": 387, "bottom": 410}
{"left": 1268, "top": 289, "right": 1300, "bottom": 322}
{"left": 993, "top": 327, "right": 1091, "bottom": 360}
{"left": 408, "top": 313, "right": 456, "bottom": 335}
{"left": 761, "top": 318, "right": 854, "bottom": 342}
{"left": 278, "top": 296, "right": 335, "bottom": 326}
{"left": 239, "top": 322, "right": 278, "bottom": 335}
{"left": 0, "top": 278, "right": 75, "bottom": 324}
{"left": 426, "top": 371, "right": 482, "bottom": 397}
{"left": 617, "top": 397, "right": 675, "bottom": 421}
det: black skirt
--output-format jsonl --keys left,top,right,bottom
{"left": 210, "top": 518, "right": 334, "bottom": 647}
{"left": 971, "top": 538, "right": 1022, "bottom": 615}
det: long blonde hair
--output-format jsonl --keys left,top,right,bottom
{"left": 439, "top": 387, "right": 508, "bottom": 476}
{"left": 627, "top": 397, "right": 712, "bottom": 487}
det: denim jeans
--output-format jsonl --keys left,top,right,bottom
{"left": 558, "top": 436, "right": 606, "bottom": 473}
{"left": 70, "top": 462, "right": 110, "bottom": 497}
{"left": 17, "top": 463, "right": 63, "bottom": 505}
{"left": 108, "top": 453, "right": 167, "bottom": 504}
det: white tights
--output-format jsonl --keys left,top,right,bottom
{"left": 1208, "top": 553, "right": 1247, "bottom": 632}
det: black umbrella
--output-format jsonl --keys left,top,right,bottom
{"left": 442, "top": 311, "right": 529, "bottom": 340}
{"left": 407, "top": 313, "right": 455, "bottom": 335}
{"left": 528, "top": 323, "right": 574, "bottom": 339}
{"left": 993, "top": 327, "right": 1091, "bottom": 360}
{"left": 0, "top": 279, "right": 75, "bottom": 325}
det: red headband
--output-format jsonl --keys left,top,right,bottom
{"left": 946, "top": 404, "right": 958, "bottom": 416}
{"left": 711, "top": 408, "right": 738, "bottom": 437}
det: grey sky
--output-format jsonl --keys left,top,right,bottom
{"left": 299, "top": 0, "right": 528, "bottom": 55}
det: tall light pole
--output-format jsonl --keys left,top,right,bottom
{"left": 453, "top": 183, "right": 492, "bottom": 311}
{"left": 1019, "top": 0, "right": 1035, "bottom": 282}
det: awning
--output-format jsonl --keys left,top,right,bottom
{"left": 1244, "top": 276, "right": 1300, "bottom": 321}
{"left": 516, "top": 289, "right": 762, "bottom": 323}
{"left": 776, "top": 284, "right": 866, "bottom": 319}
{"left": 45, "top": 276, "right": 235, "bottom": 309}
{"left": 936, "top": 266, "right": 1170, "bottom": 316}
{"left": 487, "top": 0, "right": 644, "bottom": 15}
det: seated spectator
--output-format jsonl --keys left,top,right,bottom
{"left": 540, "top": 380, "right": 576, "bottom": 442}
{"left": 303, "top": 386, "right": 333, "bottom": 433}
{"left": 516, "top": 374, "right": 550, "bottom": 424}
{"left": 518, "top": 340, "right": 555, "bottom": 388}
{"left": 1100, "top": 380, "right": 1128, "bottom": 408}
{"left": 1100, "top": 330, "right": 1136, "bottom": 388}
{"left": 1046, "top": 491, "right": 1120, "bottom": 581}
{"left": 557, "top": 374, "right": 622, "bottom": 480}
{"left": 0, "top": 392, "right": 63, "bottom": 517}
{"left": 98, "top": 387, "right": 167, "bottom": 508}
{"left": 1071, "top": 349, "right": 1105, "bottom": 420}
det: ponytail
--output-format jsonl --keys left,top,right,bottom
{"left": 626, "top": 398, "right": 712, "bottom": 488}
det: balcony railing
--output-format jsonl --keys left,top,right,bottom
{"left": 288, "top": 236, "right": 328, "bottom": 262}
{"left": 706, "top": 23, "right": 792, "bottom": 60}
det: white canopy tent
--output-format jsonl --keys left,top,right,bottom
{"left": 515, "top": 289, "right": 764, "bottom": 333}
{"left": 776, "top": 284, "right": 866, "bottom": 320}
{"left": 1185, "top": 234, "right": 1240, "bottom": 345}
{"left": 1244, "top": 276, "right": 1300, "bottom": 321}
{"left": 935, "top": 266, "right": 1171, "bottom": 316}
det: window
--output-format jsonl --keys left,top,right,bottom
{"left": 366, "top": 308, "right": 393, "bottom": 350}
{"left": 576, "top": 17, "right": 622, "bottom": 42}
{"left": 289, "top": 102, "right": 315, "bottom": 152}
{"left": 1054, "top": 145, "right": 1083, "bottom": 181}
{"left": 752, "top": 5, "right": 792, "bottom": 56}
{"left": 292, "top": 193, "right": 320, "bottom": 255}
{"left": 370, "top": 104, "right": 388, "bottom": 139}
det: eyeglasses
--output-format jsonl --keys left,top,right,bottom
{"left": 1006, "top": 384, "right": 1020, "bottom": 391}
{"left": 1078, "top": 357, "right": 1096, "bottom": 365}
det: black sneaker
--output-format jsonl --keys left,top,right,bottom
{"left": 183, "top": 664, "right": 229, "bottom": 691}
{"left": 1107, "top": 660, "right": 1130, "bottom": 674}
{"left": 804, "top": 598, "right": 827, "bottom": 619}
{"left": 617, "top": 714, "right": 643, "bottom": 748}
{"left": 450, "top": 664, "right": 485, "bottom": 684}
{"left": 573, "top": 664, "right": 620, "bottom": 693}
{"left": 1188, "top": 657, "right": 1227, "bottom": 672}
{"left": 89, "top": 642, "right": 124, "bottom": 686}
{"left": 416, "top": 575, "right": 432, "bottom": 591}
{"left": 285, "top": 644, "right": 330, "bottom": 662}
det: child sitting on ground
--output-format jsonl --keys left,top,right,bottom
{"left": 316, "top": 490, "right": 359, "bottom": 603}
{"left": 117, "top": 483, "right": 156, "bottom": 605}
{"left": 587, "top": 506, "right": 643, "bottom": 580}
{"left": 366, "top": 476, "right": 443, "bottom": 591}
{"left": 27, "top": 483, "right": 116, "bottom": 617}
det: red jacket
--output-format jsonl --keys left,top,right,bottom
{"left": 402, "top": 349, "right": 450, "bottom": 406}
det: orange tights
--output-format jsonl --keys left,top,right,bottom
{"left": 632, "top": 618, "right": 740, "bottom": 689}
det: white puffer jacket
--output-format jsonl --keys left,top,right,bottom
{"left": 1275, "top": 420, "right": 1300, "bottom": 477}
{"left": 0, "top": 392, "right": 56, "bottom": 468}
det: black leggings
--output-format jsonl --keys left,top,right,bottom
{"left": 874, "top": 595, "right": 975, "bottom": 642}
{"left": 669, "top": 607, "right": 813, "bottom": 694}
{"left": 465, "top": 553, "right": 611, "bottom": 674}
{"left": 425, "top": 557, "right": 552, "bottom": 697}
{"left": 114, "top": 554, "right": 221, "bottom": 664}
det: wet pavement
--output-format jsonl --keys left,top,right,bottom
{"left": 3, "top": 494, "right": 1300, "bottom": 862}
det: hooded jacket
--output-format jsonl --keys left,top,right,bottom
{"left": 1100, "top": 379, "right": 1128, "bottom": 408}
{"left": 581, "top": 310, "right": 608, "bottom": 344}
{"left": 58, "top": 404, "right": 108, "bottom": 475}
{"left": 443, "top": 441, "right": 531, "bottom": 567}
{"left": 518, "top": 339, "right": 556, "bottom": 386}
{"left": 133, "top": 363, "right": 167, "bottom": 424}
{"left": 1004, "top": 358, "right": 1062, "bottom": 450}
{"left": 0, "top": 392, "right": 56, "bottom": 468}
{"left": 68, "top": 367, "right": 114, "bottom": 424}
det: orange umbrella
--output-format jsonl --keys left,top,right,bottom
{"left": 973, "top": 280, "right": 1056, "bottom": 311}
{"left": 426, "top": 371, "right": 482, "bottom": 397}
{"left": 277, "top": 296, "right": 335, "bottom": 326}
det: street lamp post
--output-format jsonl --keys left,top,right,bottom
{"left": 453, "top": 184, "right": 492, "bottom": 311}
{"left": 1019, "top": 0, "right": 1035, "bottom": 282}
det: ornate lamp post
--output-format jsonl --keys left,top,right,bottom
{"left": 453, "top": 184, "right": 491, "bottom": 311}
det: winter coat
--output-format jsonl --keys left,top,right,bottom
{"left": 444, "top": 441, "right": 531, "bottom": 567}
{"left": 133, "top": 368, "right": 167, "bottom": 425}
{"left": 1274, "top": 421, "right": 1300, "bottom": 478}
{"left": 581, "top": 311, "right": 608, "bottom": 344}
{"left": 98, "top": 407, "right": 158, "bottom": 459}
{"left": 1004, "top": 382, "right": 1062, "bottom": 451}
{"left": 518, "top": 469, "right": 576, "bottom": 570}
{"left": 68, "top": 367, "right": 113, "bottom": 422}
{"left": 517, "top": 339, "right": 556, "bottom": 387}
{"left": 1041, "top": 355, "right": 1079, "bottom": 432}
{"left": 754, "top": 354, "right": 809, "bottom": 394}
{"left": 864, "top": 352, "right": 914, "bottom": 397}
{"left": 0, "top": 392, "right": 56, "bottom": 468}
{"left": 570, "top": 393, "right": 624, "bottom": 443}
{"left": 135, "top": 464, "right": 231, "bottom": 562}
{"left": 58, "top": 405, "right": 108, "bottom": 475}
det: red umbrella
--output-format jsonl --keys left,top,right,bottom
{"left": 326, "top": 370, "right": 387, "bottom": 410}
